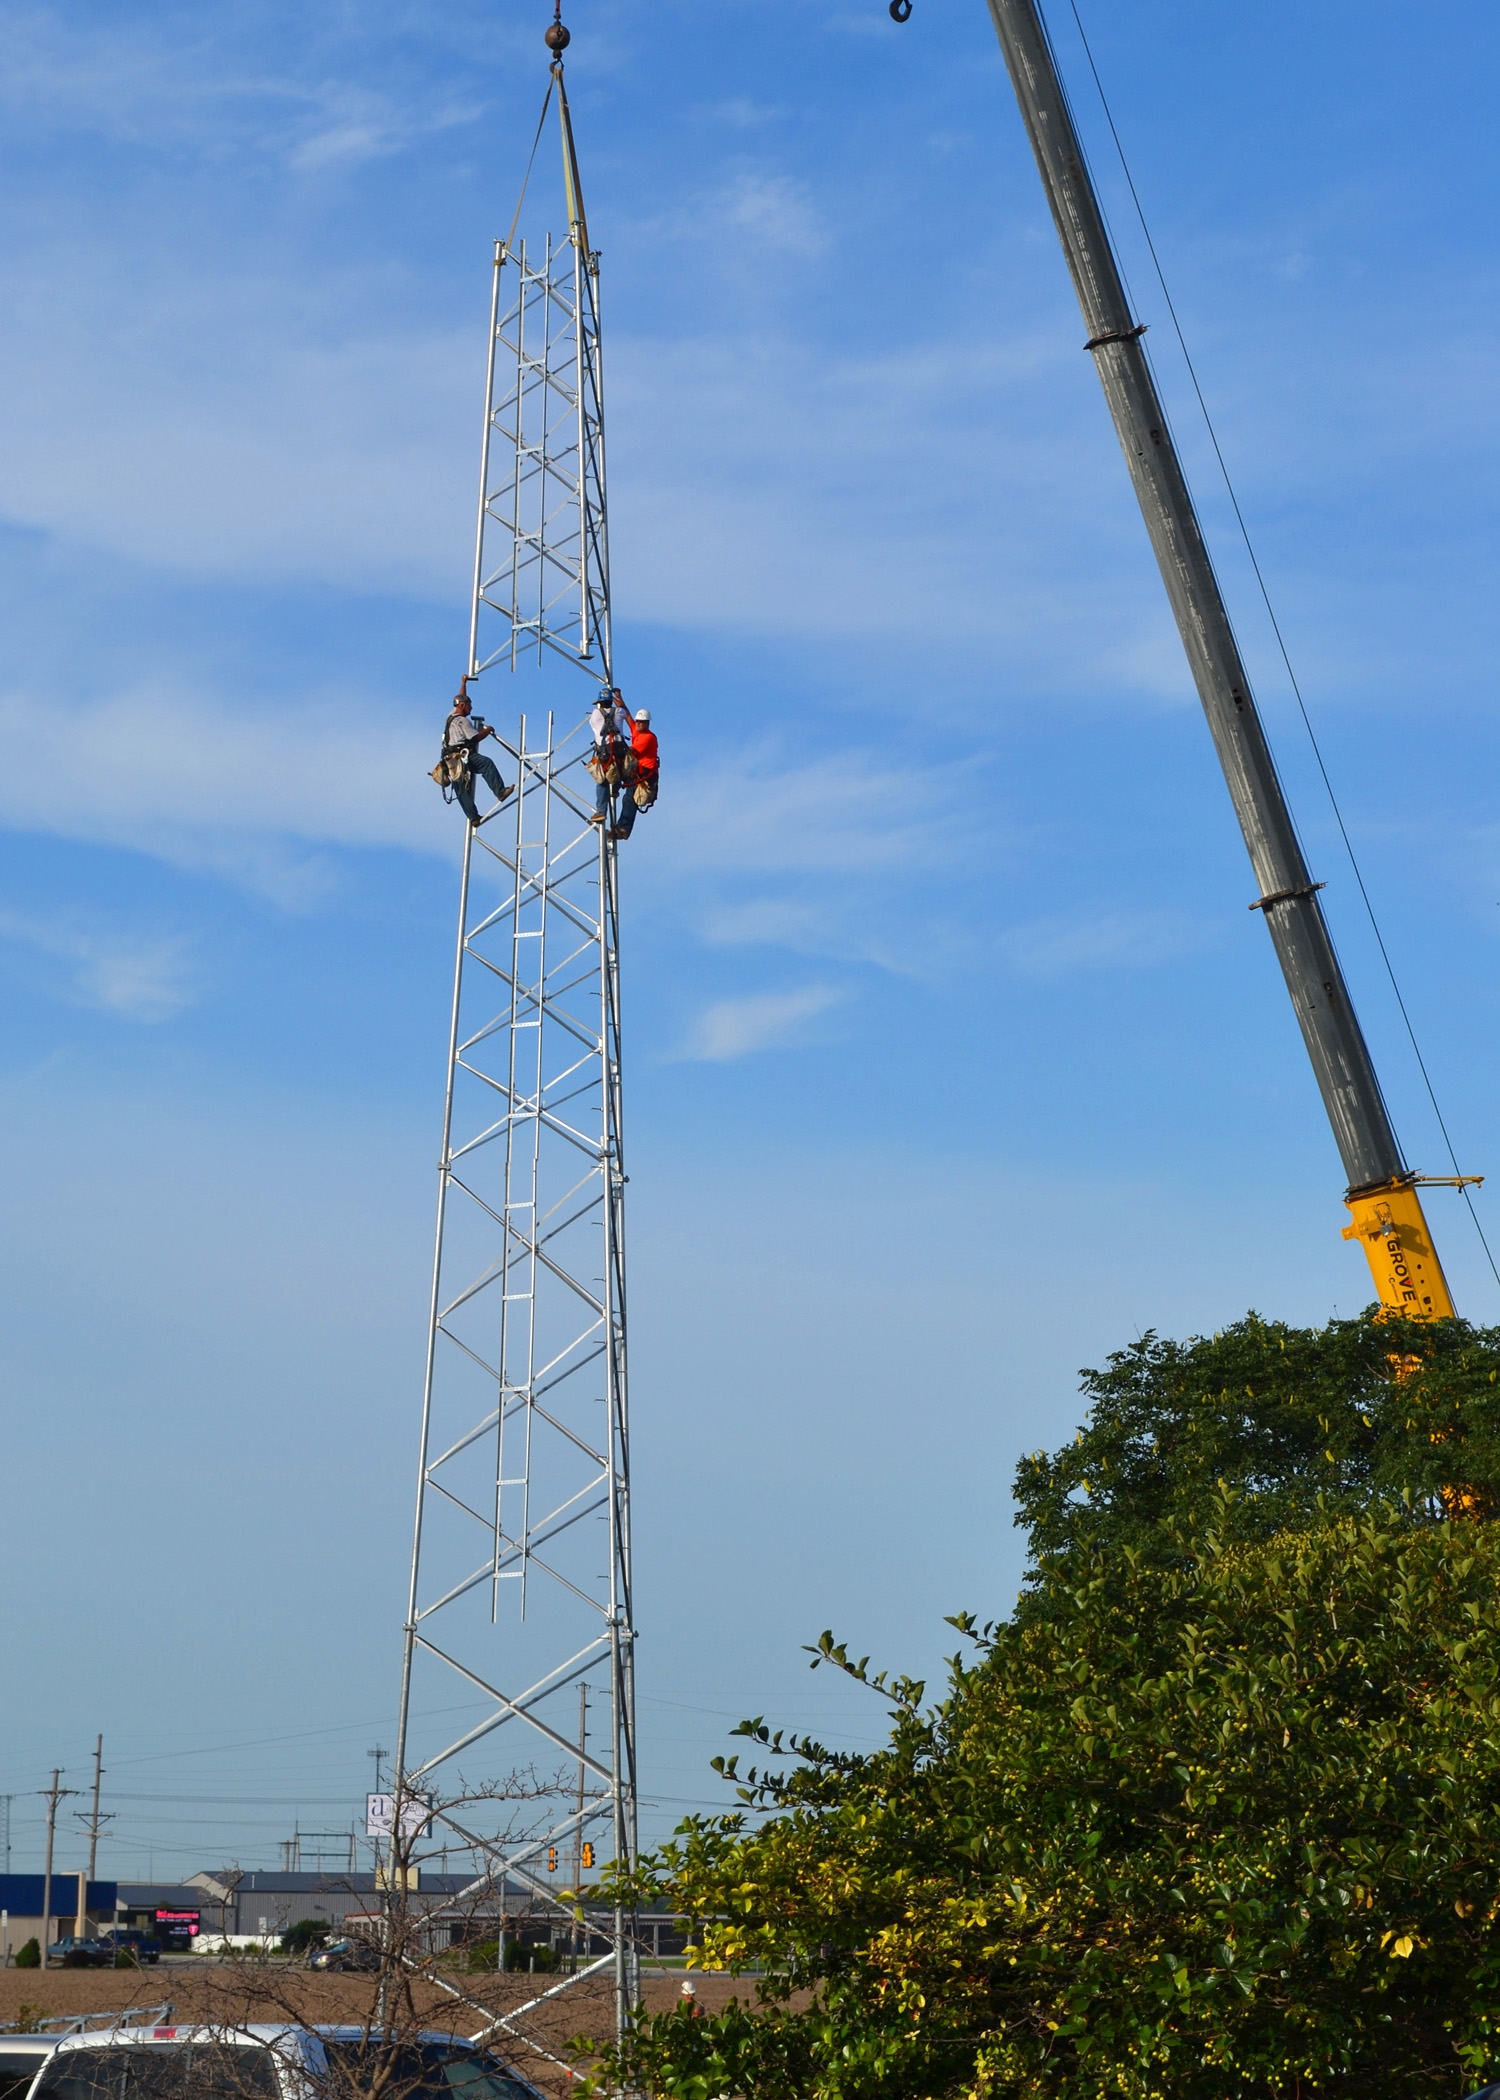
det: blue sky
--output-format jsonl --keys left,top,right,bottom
{"left": 4, "top": 0, "right": 1500, "bottom": 1876}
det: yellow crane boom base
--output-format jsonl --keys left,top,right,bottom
{"left": 1342, "top": 1178, "right": 1458, "bottom": 1320}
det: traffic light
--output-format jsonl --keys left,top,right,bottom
{"left": 547, "top": 1847, "right": 558, "bottom": 1873}
{"left": 581, "top": 1843, "right": 595, "bottom": 1870}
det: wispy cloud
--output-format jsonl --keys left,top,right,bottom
{"left": 692, "top": 97, "right": 788, "bottom": 131}
{"left": 0, "top": 904, "right": 193, "bottom": 1020}
{"left": 681, "top": 984, "right": 846, "bottom": 1062}
{"left": 0, "top": 4, "right": 490, "bottom": 168}
{"left": 0, "top": 241, "right": 475, "bottom": 594}
{"left": 606, "top": 328, "right": 1190, "bottom": 681}
{"left": 1001, "top": 906, "right": 1212, "bottom": 979}
{"left": 648, "top": 750, "right": 979, "bottom": 879}
{"left": 0, "top": 175, "right": 1169, "bottom": 680}
{"left": 0, "top": 683, "right": 460, "bottom": 901}
{"left": 634, "top": 748, "right": 987, "bottom": 978}
{"left": 717, "top": 172, "right": 827, "bottom": 257}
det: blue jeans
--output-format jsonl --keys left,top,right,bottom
{"left": 595, "top": 777, "right": 649, "bottom": 837}
{"left": 595, "top": 775, "right": 632, "bottom": 832}
{"left": 615, "top": 776, "right": 656, "bottom": 838}
{"left": 456, "top": 753, "right": 507, "bottom": 824}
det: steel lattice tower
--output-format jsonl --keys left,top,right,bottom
{"left": 391, "top": 51, "right": 638, "bottom": 2061}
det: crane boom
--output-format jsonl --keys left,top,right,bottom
{"left": 977, "top": 0, "right": 1455, "bottom": 1318}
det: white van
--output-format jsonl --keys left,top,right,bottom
{"left": 24, "top": 2025, "right": 546, "bottom": 2100}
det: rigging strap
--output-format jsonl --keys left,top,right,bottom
{"left": 501, "top": 75, "right": 556, "bottom": 262}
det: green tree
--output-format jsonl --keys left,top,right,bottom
{"left": 13, "top": 1938, "right": 40, "bottom": 1969}
{"left": 1014, "top": 1313, "right": 1500, "bottom": 1573}
{"left": 279, "top": 1917, "right": 330, "bottom": 1957}
{"left": 591, "top": 1314, "right": 1500, "bottom": 2100}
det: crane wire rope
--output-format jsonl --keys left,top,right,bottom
{"left": 1051, "top": 0, "right": 1500, "bottom": 1302}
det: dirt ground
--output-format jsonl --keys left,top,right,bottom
{"left": 0, "top": 1964, "right": 748, "bottom": 2096}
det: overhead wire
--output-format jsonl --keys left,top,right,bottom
{"left": 1055, "top": 0, "right": 1500, "bottom": 1302}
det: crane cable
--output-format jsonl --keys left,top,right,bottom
{"left": 1053, "top": 0, "right": 1500, "bottom": 1303}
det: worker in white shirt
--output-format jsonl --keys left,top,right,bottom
{"left": 588, "top": 688, "right": 634, "bottom": 832}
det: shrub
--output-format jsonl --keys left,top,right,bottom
{"left": 14, "top": 1939, "right": 40, "bottom": 1970}
{"left": 504, "top": 1939, "right": 557, "bottom": 1973}
{"left": 279, "top": 1918, "right": 330, "bottom": 1957}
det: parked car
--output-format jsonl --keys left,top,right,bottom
{"left": 45, "top": 1939, "right": 113, "bottom": 1969}
{"left": 23, "top": 2024, "right": 546, "bottom": 2100}
{"left": 97, "top": 1931, "right": 161, "bottom": 1966}
{"left": 306, "top": 1939, "right": 380, "bottom": 1975}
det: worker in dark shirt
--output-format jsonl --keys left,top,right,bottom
{"left": 444, "top": 690, "right": 512, "bottom": 825}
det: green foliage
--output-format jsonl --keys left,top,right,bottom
{"left": 507, "top": 1940, "right": 558, "bottom": 1973}
{"left": 1013, "top": 1312, "right": 1500, "bottom": 1577}
{"left": 590, "top": 1315, "right": 1500, "bottom": 2100}
{"left": 279, "top": 1917, "right": 330, "bottom": 1957}
{"left": 599, "top": 1503, "right": 1500, "bottom": 2097}
{"left": 466, "top": 1935, "right": 557, "bottom": 1973}
{"left": 9, "top": 2001, "right": 47, "bottom": 2027}
{"left": 13, "top": 1939, "right": 40, "bottom": 1969}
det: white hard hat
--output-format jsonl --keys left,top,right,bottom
{"left": 634, "top": 708, "right": 651, "bottom": 724}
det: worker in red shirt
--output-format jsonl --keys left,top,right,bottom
{"left": 612, "top": 705, "right": 658, "bottom": 840}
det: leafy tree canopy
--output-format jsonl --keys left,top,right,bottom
{"left": 590, "top": 1314, "right": 1500, "bottom": 2100}
{"left": 1015, "top": 1313, "right": 1500, "bottom": 1573}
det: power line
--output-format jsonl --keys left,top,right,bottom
{"left": 1059, "top": 0, "right": 1500, "bottom": 1301}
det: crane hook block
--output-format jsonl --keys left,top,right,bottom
{"left": 545, "top": 19, "right": 571, "bottom": 53}
{"left": 890, "top": 0, "right": 913, "bottom": 18}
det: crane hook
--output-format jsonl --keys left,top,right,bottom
{"left": 889, "top": 0, "right": 913, "bottom": 18}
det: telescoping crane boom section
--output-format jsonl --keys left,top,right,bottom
{"left": 895, "top": 0, "right": 1469, "bottom": 1317}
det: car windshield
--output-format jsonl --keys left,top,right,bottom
{"left": 36, "top": 2046, "right": 280, "bottom": 2100}
{"left": 0, "top": 2052, "right": 53, "bottom": 2100}
{"left": 318, "top": 2044, "right": 532, "bottom": 2100}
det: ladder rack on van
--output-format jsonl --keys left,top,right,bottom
{"left": 0, "top": 2007, "right": 175, "bottom": 2037}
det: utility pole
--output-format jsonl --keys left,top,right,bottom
{"left": 40, "top": 1773, "right": 78, "bottom": 1968}
{"left": 0, "top": 1795, "right": 13, "bottom": 1876}
{"left": 84, "top": 1736, "right": 106, "bottom": 1881}
{"left": 572, "top": 1687, "right": 587, "bottom": 1973}
{"left": 367, "top": 1745, "right": 390, "bottom": 1797}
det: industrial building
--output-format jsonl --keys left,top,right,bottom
{"left": 0, "top": 1878, "right": 203, "bottom": 1962}
{"left": 0, "top": 1872, "right": 688, "bottom": 1966}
